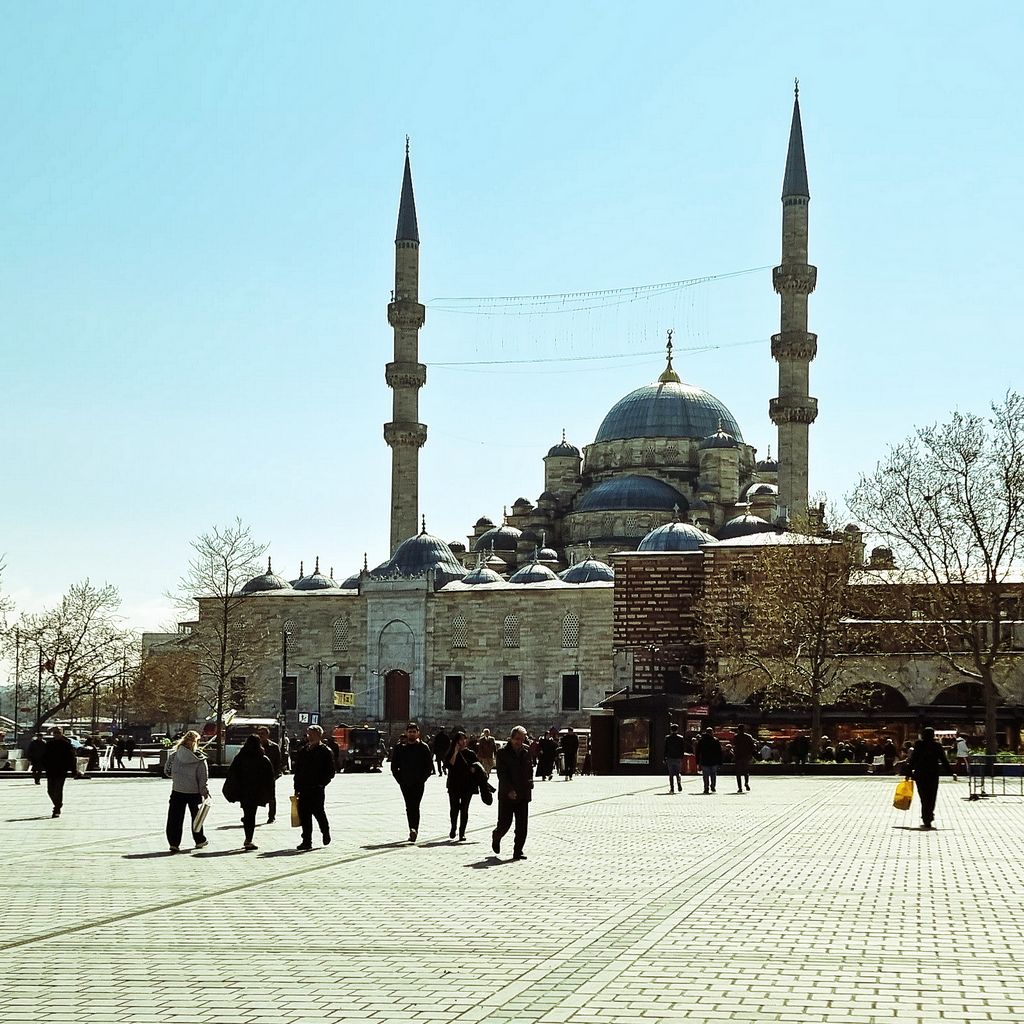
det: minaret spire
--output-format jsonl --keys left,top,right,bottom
{"left": 385, "top": 141, "right": 428, "bottom": 552}
{"left": 770, "top": 85, "right": 818, "bottom": 524}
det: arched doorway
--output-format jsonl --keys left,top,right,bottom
{"left": 384, "top": 670, "right": 410, "bottom": 729}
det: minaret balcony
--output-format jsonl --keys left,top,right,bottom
{"left": 384, "top": 422, "right": 428, "bottom": 448}
{"left": 772, "top": 264, "right": 817, "bottom": 295}
{"left": 769, "top": 397, "right": 818, "bottom": 425}
{"left": 387, "top": 301, "right": 426, "bottom": 329}
{"left": 386, "top": 362, "right": 427, "bottom": 390}
{"left": 771, "top": 331, "right": 818, "bottom": 363}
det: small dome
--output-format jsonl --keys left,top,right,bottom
{"left": 717, "top": 514, "right": 779, "bottom": 541}
{"left": 547, "top": 431, "right": 581, "bottom": 458}
{"left": 485, "top": 553, "right": 508, "bottom": 570}
{"left": 372, "top": 524, "right": 468, "bottom": 587}
{"left": 339, "top": 572, "right": 361, "bottom": 589}
{"left": 509, "top": 561, "right": 559, "bottom": 585}
{"left": 638, "top": 521, "right": 715, "bottom": 552}
{"left": 474, "top": 516, "right": 495, "bottom": 528}
{"left": 755, "top": 453, "right": 778, "bottom": 472}
{"left": 462, "top": 564, "right": 504, "bottom": 585}
{"left": 448, "top": 540, "right": 467, "bottom": 553}
{"left": 512, "top": 497, "right": 534, "bottom": 510}
{"left": 688, "top": 497, "right": 710, "bottom": 511}
{"left": 241, "top": 558, "right": 292, "bottom": 594}
{"left": 700, "top": 425, "right": 739, "bottom": 450}
{"left": 474, "top": 525, "right": 523, "bottom": 552}
{"left": 575, "top": 474, "right": 687, "bottom": 514}
{"left": 538, "top": 546, "right": 559, "bottom": 563}
{"left": 537, "top": 490, "right": 559, "bottom": 505}
{"left": 559, "top": 558, "right": 614, "bottom": 584}
{"left": 745, "top": 482, "right": 779, "bottom": 498}
{"left": 293, "top": 557, "right": 335, "bottom": 591}
{"left": 520, "top": 530, "right": 541, "bottom": 546}
{"left": 596, "top": 379, "right": 743, "bottom": 444}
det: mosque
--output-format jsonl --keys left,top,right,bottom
{"left": 147, "top": 89, "right": 836, "bottom": 748}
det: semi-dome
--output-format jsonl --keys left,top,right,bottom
{"left": 372, "top": 523, "right": 468, "bottom": 587}
{"left": 575, "top": 474, "right": 687, "bottom": 514}
{"left": 293, "top": 557, "right": 335, "bottom": 591}
{"left": 241, "top": 558, "right": 292, "bottom": 594}
{"left": 462, "top": 563, "right": 504, "bottom": 585}
{"left": 508, "top": 561, "right": 559, "bottom": 585}
{"left": 473, "top": 524, "right": 523, "bottom": 552}
{"left": 559, "top": 557, "right": 614, "bottom": 584}
{"left": 717, "top": 514, "right": 779, "bottom": 541}
{"left": 595, "top": 379, "right": 743, "bottom": 444}
{"left": 638, "top": 521, "right": 715, "bottom": 552}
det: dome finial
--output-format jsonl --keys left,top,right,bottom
{"left": 421, "top": 514, "right": 427, "bottom": 535}
{"left": 266, "top": 557, "right": 273, "bottom": 573}
{"left": 659, "top": 328, "right": 681, "bottom": 384}
{"left": 363, "top": 552, "right": 368, "bottom": 572}
{"left": 672, "top": 503, "right": 680, "bottom": 522}
{"left": 561, "top": 427, "right": 566, "bottom": 444}
{"left": 314, "top": 556, "right": 320, "bottom": 574}
{"left": 794, "top": 77, "right": 799, "bottom": 98}
{"left": 298, "top": 560, "right": 304, "bottom": 578}
{"left": 587, "top": 540, "right": 593, "bottom": 558}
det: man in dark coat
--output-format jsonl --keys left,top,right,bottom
{"left": 492, "top": 726, "right": 534, "bottom": 860}
{"left": 44, "top": 726, "right": 78, "bottom": 817}
{"left": 536, "top": 729, "right": 558, "bottom": 781}
{"left": 733, "top": 724, "right": 756, "bottom": 793}
{"left": 696, "top": 726, "right": 723, "bottom": 795}
{"left": 560, "top": 726, "right": 580, "bottom": 781}
{"left": 905, "top": 726, "right": 951, "bottom": 830}
{"left": 292, "top": 725, "right": 336, "bottom": 850}
{"left": 257, "top": 726, "right": 283, "bottom": 824}
{"left": 432, "top": 728, "right": 450, "bottom": 776}
{"left": 391, "top": 722, "right": 434, "bottom": 842}
{"left": 664, "top": 724, "right": 686, "bottom": 794}
{"left": 27, "top": 734, "right": 47, "bottom": 784}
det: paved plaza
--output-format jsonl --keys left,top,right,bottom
{"left": 2, "top": 771, "right": 1022, "bottom": 1023}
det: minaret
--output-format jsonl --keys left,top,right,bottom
{"left": 384, "top": 139, "right": 427, "bottom": 553}
{"left": 769, "top": 81, "right": 818, "bottom": 524}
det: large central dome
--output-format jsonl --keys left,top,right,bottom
{"left": 595, "top": 379, "right": 743, "bottom": 443}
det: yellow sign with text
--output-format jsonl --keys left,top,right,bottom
{"left": 334, "top": 691, "right": 355, "bottom": 708}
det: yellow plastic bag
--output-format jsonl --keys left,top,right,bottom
{"left": 290, "top": 794, "right": 301, "bottom": 827}
{"left": 893, "top": 778, "right": 914, "bottom": 811}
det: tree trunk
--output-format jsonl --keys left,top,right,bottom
{"left": 983, "top": 672, "right": 999, "bottom": 755}
{"left": 810, "top": 697, "right": 822, "bottom": 762}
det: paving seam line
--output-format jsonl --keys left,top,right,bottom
{"left": 0, "top": 781, "right": 670, "bottom": 953}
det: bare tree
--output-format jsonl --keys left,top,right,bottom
{"left": 848, "top": 392, "right": 1024, "bottom": 753}
{"left": 4, "top": 580, "right": 137, "bottom": 732}
{"left": 701, "top": 523, "right": 868, "bottom": 757}
{"left": 172, "top": 519, "right": 267, "bottom": 764}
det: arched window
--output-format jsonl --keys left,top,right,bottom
{"left": 451, "top": 614, "right": 468, "bottom": 649}
{"left": 332, "top": 617, "right": 350, "bottom": 653}
{"left": 562, "top": 611, "right": 580, "bottom": 648}
{"left": 282, "top": 619, "right": 297, "bottom": 651}
{"left": 502, "top": 614, "right": 520, "bottom": 649}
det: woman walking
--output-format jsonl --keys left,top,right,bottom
{"left": 164, "top": 731, "right": 210, "bottom": 853}
{"left": 225, "top": 734, "right": 276, "bottom": 851}
{"left": 446, "top": 731, "right": 480, "bottom": 841}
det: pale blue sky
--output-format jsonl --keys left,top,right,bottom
{"left": 3, "top": 2, "right": 1022, "bottom": 631}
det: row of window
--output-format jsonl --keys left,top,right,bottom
{"left": 442, "top": 673, "right": 581, "bottom": 713}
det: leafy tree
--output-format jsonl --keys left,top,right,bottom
{"left": 701, "top": 519, "right": 868, "bottom": 758}
{"left": 849, "top": 392, "right": 1024, "bottom": 753}
{"left": 4, "top": 580, "right": 137, "bottom": 732}
{"left": 133, "top": 642, "right": 200, "bottom": 732}
{"left": 172, "top": 519, "right": 267, "bottom": 764}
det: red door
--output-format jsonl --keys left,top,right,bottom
{"left": 384, "top": 670, "right": 410, "bottom": 724}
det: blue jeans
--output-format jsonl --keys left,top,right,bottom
{"left": 701, "top": 765, "right": 718, "bottom": 792}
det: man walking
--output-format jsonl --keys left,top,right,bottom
{"left": 391, "top": 722, "right": 434, "bottom": 842}
{"left": 432, "top": 727, "right": 451, "bottom": 776}
{"left": 27, "top": 733, "right": 47, "bottom": 784}
{"left": 492, "top": 726, "right": 533, "bottom": 861}
{"left": 44, "top": 726, "right": 78, "bottom": 818}
{"left": 560, "top": 726, "right": 580, "bottom": 781}
{"left": 476, "top": 728, "right": 496, "bottom": 777}
{"left": 696, "top": 726, "right": 722, "bottom": 795}
{"left": 733, "top": 723, "right": 755, "bottom": 793}
{"left": 905, "top": 726, "right": 951, "bottom": 830}
{"left": 664, "top": 723, "right": 686, "bottom": 793}
{"left": 257, "top": 726, "right": 283, "bottom": 823}
{"left": 292, "top": 725, "right": 335, "bottom": 851}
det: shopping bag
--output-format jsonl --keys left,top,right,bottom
{"left": 290, "top": 793, "right": 301, "bottom": 827}
{"left": 192, "top": 798, "right": 212, "bottom": 834}
{"left": 893, "top": 778, "right": 914, "bottom": 811}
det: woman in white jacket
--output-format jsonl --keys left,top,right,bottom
{"left": 164, "top": 731, "right": 210, "bottom": 852}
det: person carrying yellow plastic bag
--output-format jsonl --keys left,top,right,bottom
{"left": 893, "top": 777, "right": 914, "bottom": 811}
{"left": 290, "top": 793, "right": 301, "bottom": 827}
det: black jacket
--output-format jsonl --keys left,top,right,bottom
{"left": 906, "top": 738, "right": 951, "bottom": 778}
{"left": 261, "top": 740, "right": 283, "bottom": 777}
{"left": 44, "top": 736, "right": 77, "bottom": 777}
{"left": 664, "top": 733, "right": 686, "bottom": 759}
{"left": 733, "top": 731, "right": 756, "bottom": 763}
{"left": 560, "top": 732, "right": 580, "bottom": 758}
{"left": 696, "top": 734, "right": 723, "bottom": 766}
{"left": 292, "top": 742, "right": 336, "bottom": 791}
{"left": 391, "top": 739, "right": 433, "bottom": 785}
{"left": 496, "top": 742, "right": 534, "bottom": 803}
{"left": 226, "top": 749, "right": 276, "bottom": 805}
{"left": 446, "top": 748, "right": 481, "bottom": 796}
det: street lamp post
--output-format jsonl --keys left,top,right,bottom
{"left": 13, "top": 628, "right": 20, "bottom": 748}
{"left": 280, "top": 629, "right": 291, "bottom": 750}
